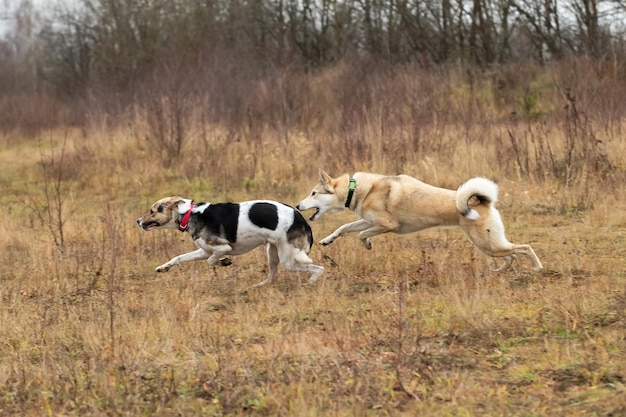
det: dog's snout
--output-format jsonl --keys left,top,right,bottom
{"left": 136, "top": 218, "right": 142, "bottom": 227}
{"left": 295, "top": 204, "right": 301, "bottom": 210}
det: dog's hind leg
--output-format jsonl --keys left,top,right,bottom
{"left": 290, "top": 247, "right": 324, "bottom": 283}
{"left": 495, "top": 255, "right": 515, "bottom": 272}
{"left": 156, "top": 248, "right": 210, "bottom": 272}
{"left": 288, "top": 261, "right": 323, "bottom": 284}
{"left": 253, "top": 243, "right": 280, "bottom": 287}
{"left": 276, "top": 244, "right": 324, "bottom": 284}
{"left": 463, "top": 213, "right": 543, "bottom": 271}
{"left": 484, "top": 244, "right": 542, "bottom": 271}
{"left": 510, "top": 244, "right": 542, "bottom": 270}
{"left": 277, "top": 262, "right": 324, "bottom": 284}
{"left": 303, "top": 264, "right": 324, "bottom": 284}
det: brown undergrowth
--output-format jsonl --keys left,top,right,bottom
{"left": 1, "top": 110, "right": 625, "bottom": 416}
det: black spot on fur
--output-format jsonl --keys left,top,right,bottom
{"left": 193, "top": 203, "right": 239, "bottom": 243}
{"left": 248, "top": 202, "right": 279, "bottom": 230}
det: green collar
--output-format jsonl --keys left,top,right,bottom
{"left": 345, "top": 178, "right": 356, "bottom": 208}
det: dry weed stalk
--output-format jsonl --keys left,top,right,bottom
{"left": 102, "top": 202, "right": 118, "bottom": 359}
{"left": 20, "top": 131, "right": 74, "bottom": 256}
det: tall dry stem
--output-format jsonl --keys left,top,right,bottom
{"left": 562, "top": 89, "right": 612, "bottom": 186}
{"left": 393, "top": 274, "right": 420, "bottom": 401}
{"left": 20, "top": 131, "right": 73, "bottom": 255}
{"left": 102, "top": 202, "right": 118, "bottom": 359}
{"left": 141, "top": 75, "right": 194, "bottom": 165}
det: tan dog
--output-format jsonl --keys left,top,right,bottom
{"left": 296, "top": 170, "right": 543, "bottom": 271}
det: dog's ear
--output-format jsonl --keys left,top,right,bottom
{"left": 166, "top": 196, "right": 185, "bottom": 208}
{"left": 318, "top": 169, "right": 332, "bottom": 185}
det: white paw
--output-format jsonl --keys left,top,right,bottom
{"left": 156, "top": 264, "right": 170, "bottom": 273}
{"left": 361, "top": 238, "right": 372, "bottom": 250}
{"left": 307, "top": 269, "right": 324, "bottom": 284}
{"left": 307, "top": 276, "right": 320, "bottom": 284}
{"left": 320, "top": 236, "right": 335, "bottom": 246}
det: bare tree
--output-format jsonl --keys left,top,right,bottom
{"left": 569, "top": 0, "right": 601, "bottom": 57}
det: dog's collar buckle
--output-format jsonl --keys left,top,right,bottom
{"left": 178, "top": 204, "right": 194, "bottom": 232}
{"left": 345, "top": 178, "right": 357, "bottom": 208}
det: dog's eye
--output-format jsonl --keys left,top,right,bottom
{"left": 157, "top": 205, "right": 164, "bottom": 213}
{"left": 311, "top": 191, "right": 317, "bottom": 196}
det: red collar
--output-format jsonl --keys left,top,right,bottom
{"left": 178, "top": 204, "right": 194, "bottom": 231}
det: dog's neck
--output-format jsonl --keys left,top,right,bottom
{"left": 345, "top": 177, "right": 357, "bottom": 208}
{"left": 177, "top": 199, "right": 194, "bottom": 232}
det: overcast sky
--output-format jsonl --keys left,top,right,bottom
{"left": 0, "top": 0, "right": 61, "bottom": 38}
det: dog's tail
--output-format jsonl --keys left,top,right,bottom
{"left": 289, "top": 209, "right": 315, "bottom": 263}
{"left": 456, "top": 177, "right": 498, "bottom": 220}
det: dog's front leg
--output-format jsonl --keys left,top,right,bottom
{"left": 194, "top": 238, "right": 234, "bottom": 265}
{"left": 252, "top": 243, "right": 280, "bottom": 287}
{"left": 357, "top": 225, "right": 397, "bottom": 250}
{"left": 320, "top": 219, "right": 373, "bottom": 247}
{"left": 156, "top": 248, "right": 210, "bottom": 272}
{"left": 204, "top": 244, "right": 234, "bottom": 265}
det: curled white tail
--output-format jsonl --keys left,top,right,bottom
{"left": 456, "top": 177, "right": 499, "bottom": 220}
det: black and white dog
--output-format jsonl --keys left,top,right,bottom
{"left": 137, "top": 196, "right": 324, "bottom": 286}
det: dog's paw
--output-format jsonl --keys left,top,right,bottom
{"left": 219, "top": 257, "right": 233, "bottom": 267}
{"left": 361, "top": 238, "right": 373, "bottom": 250}
{"left": 155, "top": 264, "right": 171, "bottom": 273}
{"left": 251, "top": 279, "right": 272, "bottom": 288}
{"left": 320, "top": 236, "right": 334, "bottom": 246}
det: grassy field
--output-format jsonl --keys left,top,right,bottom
{"left": 1, "top": 113, "right": 625, "bottom": 416}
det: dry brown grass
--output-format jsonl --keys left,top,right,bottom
{"left": 1, "top": 110, "right": 625, "bottom": 416}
